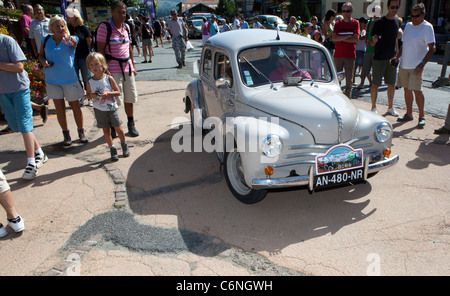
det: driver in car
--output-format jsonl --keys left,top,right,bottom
{"left": 269, "top": 49, "right": 312, "bottom": 82}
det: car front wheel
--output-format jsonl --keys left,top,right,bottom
{"left": 224, "top": 150, "right": 268, "bottom": 204}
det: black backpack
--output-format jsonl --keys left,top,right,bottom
{"left": 91, "top": 21, "right": 131, "bottom": 53}
{"left": 92, "top": 21, "right": 132, "bottom": 80}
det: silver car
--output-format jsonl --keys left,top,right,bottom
{"left": 183, "top": 30, "right": 399, "bottom": 204}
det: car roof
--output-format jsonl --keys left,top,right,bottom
{"left": 205, "top": 29, "right": 320, "bottom": 54}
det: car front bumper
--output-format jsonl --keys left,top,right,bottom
{"left": 251, "top": 155, "right": 399, "bottom": 190}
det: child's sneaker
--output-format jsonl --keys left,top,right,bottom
{"left": 110, "top": 147, "right": 119, "bottom": 162}
{"left": 121, "top": 142, "right": 130, "bottom": 157}
{"left": 0, "top": 223, "right": 8, "bottom": 238}
{"left": 22, "top": 164, "right": 37, "bottom": 180}
{"left": 7, "top": 216, "right": 25, "bottom": 233}
{"left": 35, "top": 152, "right": 48, "bottom": 169}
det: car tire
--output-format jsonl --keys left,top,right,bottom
{"left": 224, "top": 149, "right": 268, "bottom": 204}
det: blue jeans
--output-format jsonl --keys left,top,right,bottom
{"left": 74, "top": 58, "right": 91, "bottom": 91}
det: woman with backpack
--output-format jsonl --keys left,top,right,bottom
{"left": 139, "top": 15, "right": 154, "bottom": 63}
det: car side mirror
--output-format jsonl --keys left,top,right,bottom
{"left": 216, "top": 77, "right": 232, "bottom": 88}
{"left": 337, "top": 71, "right": 345, "bottom": 82}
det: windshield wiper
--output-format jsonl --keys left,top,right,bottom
{"left": 241, "top": 56, "right": 278, "bottom": 90}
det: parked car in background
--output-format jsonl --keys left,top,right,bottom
{"left": 182, "top": 30, "right": 399, "bottom": 204}
{"left": 187, "top": 19, "right": 203, "bottom": 38}
{"left": 256, "top": 15, "right": 287, "bottom": 30}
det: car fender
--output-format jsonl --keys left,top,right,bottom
{"left": 221, "top": 116, "right": 289, "bottom": 188}
{"left": 184, "top": 79, "right": 206, "bottom": 129}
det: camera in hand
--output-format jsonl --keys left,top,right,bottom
{"left": 390, "top": 59, "right": 399, "bottom": 68}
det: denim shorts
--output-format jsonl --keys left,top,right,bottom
{"left": 0, "top": 89, "right": 34, "bottom": 133}
{"left": 355, "top": 50, "right": 365, "bottom": 67}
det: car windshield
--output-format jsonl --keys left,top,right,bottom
{"left": 192, "top": 20, "right": 203, "bottom": 26}
{"left": 238, "top": 45, "right": 332, "bottom": 87}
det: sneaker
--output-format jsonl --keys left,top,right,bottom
{"left": 7, "top": 216, "right": 25, "bottom": 233}
{"left": 397, "top": 114, "right": 414, "bottom": 122}
{"left": 418, "top": 117, "right": 426, "bottom": 128}
{"left": 127, "top": 121, "right": 139, "bottom": 137}
{"left": 110, "top": 147, "right": 119, "bottom": 162}
{"left": 434, "top": 127, "right": 450, "bottom": 134}
{"left": 35, "top": 153, "right": 48, "bottom": 169}
{"left": 371, "top": 108, "right": 378, "bottom": 114}
{"left": 121, "top": 141, "right": 130, "bottom": 157}
{"left": 22, "top": 164, "right": 37, "bottom": 180}
{"left": 0, "top": 223, "right": 8, "bottom": 238}
{"left": 78, "top": 128, "right": 88, "bottom": 143}
{"left": 88, "top": 100, "right": 93, "bottom": 107}
{"left": 79, "top": 97, "right": 85, "bottom": 106}
{"left": 62, "top": 130, "right": 72, "bottom": 146}
{"left": 387, "top": 107, "right": 399, "bottom": 117}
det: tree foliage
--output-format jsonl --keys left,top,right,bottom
{"left": 215, "top": 0, "right": 235, "bottom": 18}
{"left": 289, "top": 0, "right": 310, "bottom": 22}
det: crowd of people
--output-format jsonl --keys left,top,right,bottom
{"left": 0, "top": 0, "right": 449, "bottom": 237}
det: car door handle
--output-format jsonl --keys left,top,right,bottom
{"left": 227, "top": 100, "right": 234, "bottom": 107}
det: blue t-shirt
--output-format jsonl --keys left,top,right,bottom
{"left": 0, "top": 34, "right": 30, "bottom": 94}
{"left": 41, "top": 34, "right": 79, "bottom": 85}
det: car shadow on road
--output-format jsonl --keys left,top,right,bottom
{"left": 125, "top": 127, "right": 376, "bottom": 255}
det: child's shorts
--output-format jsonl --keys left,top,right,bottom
{"left": 94, "top": 108, "right": 122, "bottom": 128}
{"left": 0, "top": 89, "right": 34, "bottom": 133}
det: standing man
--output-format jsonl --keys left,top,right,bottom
{"left": 369, "top": 0, "right": 400, "bottom": 116}
{"left": 332, "top": 2, "right": 359, "bottom": 99}
{"left": 394, "top": 3, "right": 435, "bottom": 127}
{"left": 29, "top": 4, "right": 49, "bottom": 59}
{"left": 233, "top": 13, "right": 241, "bottom": 30}
{"left": 167, "top": 9, "right": 188, "bottom": 69}
{"left": 286, "top": 16, "right": 299, "bottom": 33}
{"left": 19, "top": 4, "right": 34, "bottom": 56}
{"left": 96, "top": 0, "right": 139, "bottom": 137}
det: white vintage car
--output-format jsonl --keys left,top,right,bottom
{"left": 183, "top": 29, "right": 399, "bottom": 204}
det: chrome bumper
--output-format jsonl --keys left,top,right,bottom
{"left": 251, "top": 155, "right": 399, "bottom": 190}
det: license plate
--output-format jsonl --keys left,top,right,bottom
{"left": 314, "top": 168, "right": 364, "bottom": 189}
{"left": 314, "top": 144, "right": 364, "bottom": 190}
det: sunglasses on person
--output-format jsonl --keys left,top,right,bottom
{"left": 411, "top": 14, "right": 422, "bottom": 18}
{"left": 342, "top": 9, "right": 352, "bottom": 13}
{"left": 390, "top": 6, "right": 400, "bottom": 9}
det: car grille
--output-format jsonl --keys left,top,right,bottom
{"left": 274, "top": 136, "right": 380, "bottom": 169}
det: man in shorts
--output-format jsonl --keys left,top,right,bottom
{"left": 0, "top": 170, "right": 25, "bottom": 237}
{"left": 369, "top": 0, "right": 400, "bottom": 116}
{"left": 96, "top": 0, "right": 139, "bottom": 137}
{"left": 393, "top": 3, "right": 435, "bottom": 128}
{"left": 0, "top": 33, "right": 48, "bottom": 180}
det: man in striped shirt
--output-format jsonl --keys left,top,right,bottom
{"left": 97, "top": 0, "right": 139, "bottom": 137}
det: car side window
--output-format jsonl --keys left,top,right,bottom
{"left": 202, "top": 49, "right": 212, "bottom": 78}
{"left": 214, "top": 52, "right": 233, "bottom": 88}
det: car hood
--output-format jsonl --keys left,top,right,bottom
{"left": 244, "top": 85, "right": 359, "bottom": 144}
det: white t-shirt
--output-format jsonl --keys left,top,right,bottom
{"left": 233, "top": 18, "right": 240, "bottom": 30}
{"left": 400, "top": 20, "right": 435, "bottom": 69}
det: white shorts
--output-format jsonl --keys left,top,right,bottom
{"left": 46, "top": 82, "right": 84, "bottom": 102}
{"left": 0, "top": 170, "right": 10, "bottom": 194}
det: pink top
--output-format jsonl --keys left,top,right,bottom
{"left": 96, "top": 20, "right": 135, "bottom": 74}
{"left": 20, "top": 14, "right": 33, "bottom": 38}
{"left": 202, "top": 22, "right": 209, "bottom": 35}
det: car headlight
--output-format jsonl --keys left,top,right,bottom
{"left": 374, "top": 122, "right": 392, "bottom": 143}
{"left": 261, "top": 135, "right": 283, "bottom": 157}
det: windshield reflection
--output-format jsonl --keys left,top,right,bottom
{"left": 238, "top": 45, "right": 332, "bottom": 87}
